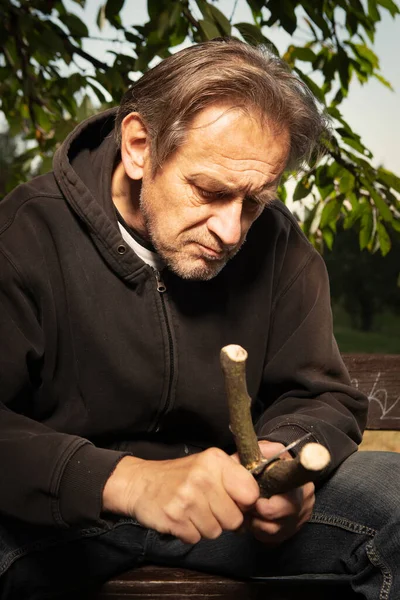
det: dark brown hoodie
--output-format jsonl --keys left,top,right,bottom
{"left": 0, "top": 109, "right": 367, "bottom": 528}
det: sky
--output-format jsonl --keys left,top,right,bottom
{"left": 68, "top": 0, "right": 399, "bottom": 175}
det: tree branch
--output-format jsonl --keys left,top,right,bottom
{"left": 182, "top": 3, "right": 200, "bottom": 30}
{"left": 61, "top": 35, "right": 110, "bottom": 71}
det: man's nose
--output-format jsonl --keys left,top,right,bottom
{"left": 206, "top": 200, "right": 243, "bottom": 247}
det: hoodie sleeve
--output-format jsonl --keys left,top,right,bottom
{"left": 0, "top": 248, "right": 127, "bottom": 527}
{"left": 255, "top": 246, "right": 368, "bottom": 478}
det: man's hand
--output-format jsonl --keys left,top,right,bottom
{"left": 234, "top": 441, "right": 315, "bottom": 545}
{"left": 102, "top": 448, "right": 260, "bottom": 544}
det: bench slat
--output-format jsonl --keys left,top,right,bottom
{"left": 97, "top": 565, "right": 356, "bottom": 599}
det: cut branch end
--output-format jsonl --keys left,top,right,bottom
{"left": 222, "top": 344, "right": 248, "bottom": 362}
{"left": 299, "top": 443, "right": 330, "bottom": 471}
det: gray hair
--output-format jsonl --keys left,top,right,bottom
{"left": 115, "top": 37, "right": 330, "bottom": 174}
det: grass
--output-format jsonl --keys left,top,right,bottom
{"left": 332, "top": 305, "right": 400, "bottom": 354}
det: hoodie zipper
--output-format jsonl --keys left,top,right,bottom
{"left": 152, "top": 268, "right": 174, "bottom": 432}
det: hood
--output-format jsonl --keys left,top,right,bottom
{"left": 53, "top": 108, "right": 146, "bottom": 282}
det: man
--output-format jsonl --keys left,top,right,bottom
{"left": 0, "top": 38, "right": 399, "bottom": 599}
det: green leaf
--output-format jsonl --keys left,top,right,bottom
{"left": 60, "top": 14, "right": 89, "bottom": 38}
{"left": 315, "top": 164, "right": 330, "bottom": 188}
{"left": 368, "top": 0, "right": 381, "bottom": 20}
{"left": 147, "top": 0, "right": 165, "bottom": 19}
{"left": 336, "top": 128, "right": 371, "bottom": 156}
{"left": 322, "top": 227, "right": 334, "bottom": 250}
{"left": 327, "top": 161, "right": 343, "bottom": 179}
{"left": 346, "top": 11, "right": 358, "bottom": 35}
{"left": 198, "top": 19, "right": 220, "bottom": 40}
{"left": 209, "top": 5, "right": 231, "bottom": 36}
{"left": 320, "top": 199, "right": 342, "bottom": 229}
{"left": 278, "top": 183, "right": 287, "bottom": 202}
{"left": 301, "top": 1, "right": 331, "bottom": 38}
{"left": 359, "top": 207, "right": 373, "bottom": 249}
{"left": 344, "top": 136, "right": 372, "bottom": 156}
{"left": 233, "top": 22, "right": 279, "bottom": 54}
{"left": 246, "top": 0, "right": 264, "bottom": 19}
{"left": 169, "top": 15, "right": 189, "bottom": 47}
{"left": 372, "top": 193, "right": 394, "bottom": 223}
{"left": 168, "top": 2, "right": 181, "bottom": 28}
{"left": 351, "top": 43, "right": 379, "bottom": 68}
{"left": 105, "top": 0, "right": 125, "bottom": 21}
{"left": 125, "top": 31, "right": 142, "bottom": 44}
{"left": 363, "top": 179, "right": 393, "bottom": 222}
{"left": 280, "top": 0, "right": 297, "bottom": 35}
{"left": 378, "top": 168, "right": 400, "bottom": 192}
{"left": 40, "top": 26, "right": 66, "bottom": 54}
{"left": 373, "top": 72, "right": 394, "bottom": 90}
{"left": 195, "top": 0, "right": 213, "bottom": 19}
{"left": 293, "top": 180, "right": 311, "bottom": 200}
{"left": 339, "top": 170, "right": 355, "bottom": 194}
{"left": 318, "top": 183, "right": 335, "bottom": 200}
{"left": 234, "top": 22, "right": 264, "bottom": 44}
{"left": 376, "top": 222, "right": 392, "bottom": 255}
{"left": 327, "top": 105, "right": 342, "bottom": 120}
{"left": 343, "top": 196, "right": 364, "bottom": 229}
{"left": 157, "top": 11, "right": 170, "bottom": 37}
{"left": 337, "top": 48, "right": 351, "bottom": 93}
{"left": 291, "top": 47, "right": 317, "bottom": 62}
{"left": 376, "top": 0, "right": 400, "bottom": 16}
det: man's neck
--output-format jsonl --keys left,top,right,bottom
{"left": 111, "top": 161, "right": 149, "bottom": 239}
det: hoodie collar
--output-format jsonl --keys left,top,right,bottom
{"left": 53, "top": 108, "right": 147, "bottom": 282}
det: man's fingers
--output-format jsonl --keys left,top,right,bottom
{"left": 222, "top": 459, "right": 260, "bottom": 508}
{"left": 189, "top": 509, "right": 223, "bottom": 541}
{"left": 208, "top": 491, "right": 245, "bottom": 532}
{"left": 254, "top": 482, "right": 314, "bottom": 520}
{"left": 244, "top": 481, "right": 316, "bottom": 546}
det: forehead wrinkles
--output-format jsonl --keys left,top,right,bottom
{"left": 176, "top": 104, "right": 289, "bottom": 184}
{"left": 211, "top": 150, "right": 284, "bottom": 174}
{"left": 196, "top": 150, "right": 286, "bottom": 191}
{"left": 194, "top": 120, "right": 288, "bottom": 172}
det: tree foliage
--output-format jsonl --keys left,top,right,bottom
{"left": 325, "top": 221, "right": 400, "bottom": 331}
{"left": 1, "top": 0, "right": 399, "bottom": 255}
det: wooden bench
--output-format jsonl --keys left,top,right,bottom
{"left": 96, "top": 353, "right": 400, "bottom": 600}
{"left": 347, "top": 353, "right": 400, "bottom": 452}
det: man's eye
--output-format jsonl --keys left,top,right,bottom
{"left": 198, "top": 188, "right": 227, "bottom": 200}
{"left": 245, "top": 195, "right": 263, "bottom": 208}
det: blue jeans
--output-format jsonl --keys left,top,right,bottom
{"left": 0, "top": 451, "right": 399, "bottom": 599}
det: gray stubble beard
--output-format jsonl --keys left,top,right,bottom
{"left": 139, "top": 188, "right": 243, "bottom": 281}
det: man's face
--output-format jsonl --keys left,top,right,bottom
{"left": 138, "top": 105, "right": 289, "bottom": 281}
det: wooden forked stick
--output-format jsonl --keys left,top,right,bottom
{"left": 220, "top": 344, "right": 330, "bottom": 498}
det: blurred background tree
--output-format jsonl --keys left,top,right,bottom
{"left": 324, "top": 222, "right": 400, "bottom": 351}
{"left": 0, "top": 0, "right": 399, "bottom": 349}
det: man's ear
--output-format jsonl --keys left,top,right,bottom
{"left": 120, "top": 113, "right": 150, "bottom": 180}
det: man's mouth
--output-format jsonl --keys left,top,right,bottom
{"left": 194, "top": 242, "right": 226, "bottom": 259}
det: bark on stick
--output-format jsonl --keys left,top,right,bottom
{"left": 220, "top": 344, "right": 261, "bottom": 471}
